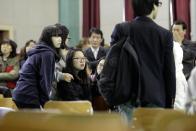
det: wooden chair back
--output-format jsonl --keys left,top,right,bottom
{"left": 152, "top": 109, "right": 186, "bottom": 131}
{"left": 44, "top": 100, "right": 93, "bottom": 115}
{"left": 0, "top": 98, "right": 17, "bottom": 110}
{"left": 166, "top": 115, "right": 196, "bottom": 131}
{"left": 131, "top": 107, "right": 164, "bottom": 131}
{"left": 0, "top": 111, "right": 128, "bottom": 131}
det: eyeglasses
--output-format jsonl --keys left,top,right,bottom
{"left": 73, "top": 57, "right": 87, "bottom": 61}
{"left": 158, "top": 1, "right": 162, "bottom": 7}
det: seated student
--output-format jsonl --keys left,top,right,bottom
{"left": 172, "top": 20, "right": 196, "bottom": 79}
{"left": 12, "top": 24, "right": 64, "bottom": 109}
{"left": 173, "top": 41, "right": 188, "bottom": 110}
{"left": 0, "top": 39, "right": 19, "bottom": 97}
{"left": 57, "top": 49, "right": 92, "bottom": 101}
{"left": 91, "top": 57, "right": 110, "bottom": 111}
{"left": 54, "top": 24, "right": 73, "bottom": 83}
{"left": 50, "top": 24, "right": 73, "bottom": 100}
{"left": 19, "top": 40, "right": 36, "bottom": 68}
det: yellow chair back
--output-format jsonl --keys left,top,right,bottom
{"left": 0, "top": 111, "right": 128, "bottom": 131}
{"left": 44, "top": 100, "right": 93, "bottom": 115}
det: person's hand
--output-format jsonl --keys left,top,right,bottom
{"left": 63, "top": 73, "right": 74, "bottom": 82}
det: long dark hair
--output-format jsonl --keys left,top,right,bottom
{"left": 64, "top": 49, "right": 89, "bottom": 85}
{"left": 39, "top": 25, "right": 63, "bottom": 49}
{"left": 55, "top": 23, "right": 69, "bottom": 49}
{"left": 0, "top": 39, "right": 17, "bottom": 58}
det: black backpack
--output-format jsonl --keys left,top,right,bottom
{"left": 98, "top": 23, "right": 140, "bottom": 106}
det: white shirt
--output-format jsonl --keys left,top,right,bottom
{"left": 173, "top": 41, "right": 184, "bottom": 72}
{"left": 91, "top": 47, "right": 99, "bottom": 59}
{"left": 186, "top": 67, "right": 196, "bottom": 114}
{"left": 173, "top": 41, "right": 188, "bottom": 110}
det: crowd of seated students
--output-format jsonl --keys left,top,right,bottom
{"left": 0, "top": 22, "right": 196, "bottom": 116}
{"left": 0, "top": 25, "right": 110, "bottom": 112}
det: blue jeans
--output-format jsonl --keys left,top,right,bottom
{"left": 117, "top": 101, "right": 135, "bottom": 122}
{"left": 117, "top": 101, "right": 159, "bottom": 123}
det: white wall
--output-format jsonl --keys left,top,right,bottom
{"left": 0, "top": 0, "right": 178, "bottom": 49}
{"left": 100, "top": 0, "right": 170, "bottom": 44}
{"left": 100, "top": 0, "right": 124, "bottom": 44}
{"left": 79, "top": 0, "right": 83, "bottom": 39}
{"left": 0, "top": 0, "right": 58, "bottom": 50}
{"left": 155, "top": 0, "right": 170, "bottom": 29}
{"left": 191, "top": 0, "right": 196, "bottom": 41}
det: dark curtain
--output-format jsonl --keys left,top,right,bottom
{"left": 172, "top": 0, "right": 191, "bottom": 39}
{"left": 83, "top": 0, "right": 100, "bottom": 37}
{"left": 125, "top": 0, "right": 134, "bottom": 21}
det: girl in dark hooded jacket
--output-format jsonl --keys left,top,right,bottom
{"left": 13, "top": 24, "right": 68, "bottom": 109}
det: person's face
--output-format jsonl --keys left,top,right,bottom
{"left": 73, "top": 51, "right": 86, "bottom": 71}
{"left": 89, "top": 33, "right": 102, "bottom": 49}
{"left": 26, "top": 42, "right": 36, "bottom": 53}
{"left": 1, "top": 43, "right": 12, "bottom": 55}
{"left": 97, "top": 59, "right": 105, "bottom": 75}
{"left": 172, "top": 24, "right": 186, "bottom": 39}
{"left": 51, "top": 36, "right": 62, "bottom": 48}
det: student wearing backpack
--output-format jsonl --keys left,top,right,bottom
{"left": 99, "top": 0, "right": 176, "bottom": 121}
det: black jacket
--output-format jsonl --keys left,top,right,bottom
{"left": 57, "top": 78, "right": 92, "bottom": 101}
{"left": 84, "top": 47, "right": 107, "bottom": 73}
{"left": 99, "top": 36, "right": 140, "bottom": 106}
{"left": 109, "top": 17, "right": 176, "bottom": 108}
{"left": 181, "top": 39, "right": 196, "bottom": 79}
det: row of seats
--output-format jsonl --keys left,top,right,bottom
{"left": 0, "top": 97, "right": 196, "bottom": 131}
{"left": 0, "top": 107, "right": 195, "bottom": 131}
{"left": 130, "top": 108, "right": 194, "bottom": 131}
{"left": 0, "top": 111, "right": 127, "bottom": 131}
{"left": 0, "top": 97, "right": 93, "bottom": 114}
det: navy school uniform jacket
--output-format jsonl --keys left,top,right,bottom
{"left": 84, "top": 47, "right": 107, "bottom": 73}
{"left": 110, "top": 17, "right": 176, "bottom": 108}
{"left": 13, "top": 43, "right": 59, "bottom": 106}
